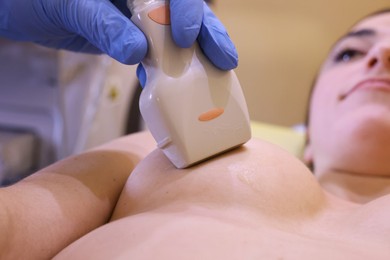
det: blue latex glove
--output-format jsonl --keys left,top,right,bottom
{"left": 0, "top": 0, "right": 147, "bottom": 64}
{"left": 0, "top": 0, "right": 238, "bottom": 82}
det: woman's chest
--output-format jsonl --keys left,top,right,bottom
{"left": 55, "top": 206, "right": 390, "bottom": 260}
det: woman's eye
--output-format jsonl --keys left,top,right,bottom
{"left": 334, "top": 49, "right": 364, "bottom": 63}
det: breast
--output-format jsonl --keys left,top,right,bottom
{"left": 111, "top": 138, "right": 328, "bottom": 221}
{"left": 54, "top": 138, "right": 390, "bottom": 259}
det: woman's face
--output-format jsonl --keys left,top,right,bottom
{"left": 306, "top": 12, "right": 390, "bottom": 176}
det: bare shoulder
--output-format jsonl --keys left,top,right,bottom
{"left": 0, "top": 131, "right": 157, "bottom": 260}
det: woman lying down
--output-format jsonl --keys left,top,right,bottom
{"left": 0, "top": 130, "right": 389, "bottom": 259}
{"left": 2, "top": 8, "right": 390, "bottom": 260}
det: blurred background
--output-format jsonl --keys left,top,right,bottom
{"left": 0, "top": 0, "right": 389, "bottom": 184}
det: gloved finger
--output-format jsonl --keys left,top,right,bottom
{"left": 59, "top": 0, "right": 147, "bottom": 65}
{"left": 197, "top": 3, "right": 238, "bottom": 70}
{"left": 136, "top": 63, "right": 147, "bottom": 88}
{"left": 35, "top": 34, "right": 103, "bottom": 54}
{"left": 170, "top": 0, "right": 203, "bottom": 48}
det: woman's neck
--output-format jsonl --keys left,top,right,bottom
{"left": 317, "top": 170, "right": 390, "bottom": 204}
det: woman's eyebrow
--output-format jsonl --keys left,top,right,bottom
{"left": 332, "top": 28, "right": 376, "bottom": 48}
{"left": 341, "top": 28, "right": 376, "bottom": 40}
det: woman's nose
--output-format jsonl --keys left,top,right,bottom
{"left": 366, "top": 44, "right": 390, "bottom": 70}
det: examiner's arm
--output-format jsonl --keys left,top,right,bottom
{"left": 0, "top": 131, "right": 155, "bottom": 259}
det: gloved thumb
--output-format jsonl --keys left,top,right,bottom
{"left": 136, "top": 63, "right": 147, "bottom": 88}
{"left": 60, "top": 0, "right": 147, "bottom": 65}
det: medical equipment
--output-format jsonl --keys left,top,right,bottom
{"left": 0, "top": 39, "right": 141, "bottom": 185}
{"left": 128, "top": 0, "right": 251, "bottom": 168}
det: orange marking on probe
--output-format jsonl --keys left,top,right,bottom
{"left": 148, "top": 5, "right": 171, "bottom": 25}
{"left": 198, "top": 108, "right": 225, "bottom": 122}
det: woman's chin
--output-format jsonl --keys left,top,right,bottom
{"left": 320, "top": 115, "right": 390, "bottom": 176}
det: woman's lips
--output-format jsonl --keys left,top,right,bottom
{"left": 340, "top": 78, "right": 390, "bottom": 100}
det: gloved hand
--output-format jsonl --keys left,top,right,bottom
{"left": 137, "top": 0, "right": 239, "bottom": 87}
{"left": 0, "top": 0, "right": 238, "bottom": 79}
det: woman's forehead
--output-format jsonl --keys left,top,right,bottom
{"left": 351, "top": 12, "right": 390, "bottom": 33}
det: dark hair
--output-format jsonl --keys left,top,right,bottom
{"left": 303, "top": 8, "right": 390, "bottom": 171}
